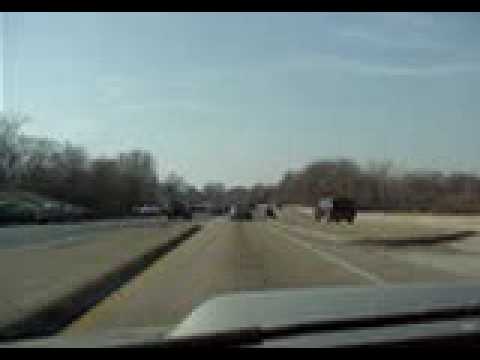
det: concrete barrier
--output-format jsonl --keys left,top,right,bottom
{"left": 0, "top": 224, "right": 201, "bottom": 342}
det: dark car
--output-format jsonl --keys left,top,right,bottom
{"left": 266, "top": 205, "right": 276, "bottom": 218}
{"left": 167, "top": 200, "right": 193, "bottom": 220}
{"left": 191, "top": 204, "right": 209, "bottom": 214}
{"left": 0, "top": 201, "right": 40, "bottom": 224}
{"left": 210, "top": 205, "right": 227, "bottom": 216}
{"left": 131, "top": 204, "right": 164, "bottom": 217}
{"left": 230, "top": 203, "right": 253, "bottom": 221}
{"left": 37, "top": 202, "right": 69, "bottom": 223}
{"left": 62, "top": 205, "right": 92, "bottom": 222}
{"left": 329, "top": 198, "right": 357, "bottom": 224}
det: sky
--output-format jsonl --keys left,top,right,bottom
{"left": 1, "top": 12, "right": 480, "bottom": 187}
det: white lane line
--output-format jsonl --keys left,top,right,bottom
{"left": 266, "top": 224, "right": 386, "bottom": 285}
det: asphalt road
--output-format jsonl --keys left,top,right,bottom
{"left": 0, "top": 217, "right": 176, "bottom": 250}
{"left": 0, "top": 219, "right": 201, "bottom": 329}
{"left": 63, "top": 211, "right": 478, "bottom": 337}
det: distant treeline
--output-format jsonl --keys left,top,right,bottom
{"left": 2, "top": 113, "right": 480, "bottom": 214}
{"left": 0, "top": 114, "right": 182, "bottom": 216}
{"left": 267, "top": 159, "right": 480, "bottom": 213}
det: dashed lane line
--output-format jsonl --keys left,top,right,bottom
{"left": 264, "top": 223, "right": 386, "bottom": 285}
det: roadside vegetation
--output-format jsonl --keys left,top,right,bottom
{"left": 273, "top": 159, "right": 480, "bottom": 213}
{"left": 2, "top": 112, "right": 480, "bottom": 220}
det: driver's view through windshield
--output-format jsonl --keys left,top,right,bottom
{"left": 2, "top": 12, "right": 480, "bottom": 347}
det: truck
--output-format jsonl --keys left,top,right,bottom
{"left": 315, "top": 197, "right": 356, "bottom": 224}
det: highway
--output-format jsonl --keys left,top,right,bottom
{"left": 0, "top": 219, "right": 198, "bottom": 331}
{"left": 0, "top": 217, "right": 172, "bottom": 250}
{"left": 62, "top": 208, "right": 478, "bottom": 337}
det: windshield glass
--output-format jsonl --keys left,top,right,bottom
{"left": 1, "top": 12, "right": 480, "bottom": 344}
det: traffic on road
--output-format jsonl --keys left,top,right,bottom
{"left": 2, "top": 11, "right": 480, "bottom": 348}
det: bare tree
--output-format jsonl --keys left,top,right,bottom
{"left": 0, "top": 112, "right": 29, "bottom": 187}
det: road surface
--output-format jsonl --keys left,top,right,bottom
{"left": 0, "top": 219, "right": 200, "bottom": 330}
{"left": 63, "top": 210, "right": 480, "bottom": 337}
{"left": 0, "top": 217, "right": 174, "bottom": 250}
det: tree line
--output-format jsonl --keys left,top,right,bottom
{"left": 271, "top": 159, "right": 480, "bottom": 213}
{"left": 182, "top": 159, "right": 480, "bottom": 214}
{"left": 2, "top": 113, "right": 480, "bottom": 214}
{"left": 0, "top": 114, "right": 250, "bottom": 216}
{"left": 0, "top": 114, "right": 167, "bottom": 216}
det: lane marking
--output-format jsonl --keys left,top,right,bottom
{"left": 265, "top": 223, "right": 386, "bottom": 285}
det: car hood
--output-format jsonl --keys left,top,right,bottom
{"left": 5, "top": 282, "right": 480, "bottom": 347}
{"left": 168, "top": 281, "right": 480, "bottom": 347}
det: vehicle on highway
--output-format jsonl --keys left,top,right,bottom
{"left": 37, "top": 201, "right": 69, "bottom": 223}
{"left": 0, "top": 199, "right": 96, "bottom": 225}
{"left": 3, "top": 12, "right": 479, "bottom": 350}
{"left": 230, "top": 203, "right": 253, "bottom": 220}
{"left": 256, "top": 203, "right": 267, "bottom": 217}
{"left": 314, "top": 197, "right": 333, "bottom": 222}
{"left": 63, "top": 205, "right": 93, "bottom": 222}
{"left": 257, "top": 203, "right": 276, "bottom": 219}
{"left": 315, "top": 197, "right": 357, "bottom": 224}
{"left": 36, "top": 201, "right": 95, "bottom": 223}
{"left": 191, "top": 203, "right": 210, "bottom": 214}
{"left": 265, "top": 204, "right": 276, "bottom": 218}
{"left": 0, "top": 201, "right": 41, "bottom": 224}
{"left": 190, "top": 203, "right": 226, "bottom": 216}
{"left": 131, "top": 204, "right": 164, "bottom": 217}
{"left": 166, "top": 200, "right": 193, "bottom": 220}
{"left": 210, "top": 205, "right": 228, "bottom": 216}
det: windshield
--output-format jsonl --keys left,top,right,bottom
{"left": 2, "top": 12, "right": 480, "bottom": 345}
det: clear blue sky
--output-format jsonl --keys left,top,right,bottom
{"left": 2, "top": 12, "right": 480, "bottom": 187}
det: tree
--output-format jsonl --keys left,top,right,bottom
{"left": 0, "top": 112, "right": 29, "bottom": 187}
{"left": 17, "top": 137, "right": 63, "bottom": 197}
{"left": 118, "top": 150, "right": 158, "bottom": 208}
{"left": 160, "top": 172, "right": 189, "bottom": 203}
{"left": 59, "top": 143, "right": 90, "bottom": 204}
{"left": 271, "top": 158, "right": 479, "bottom": 212}
{"left": 89, "top": 158, "right": 123, "bottom": 215}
